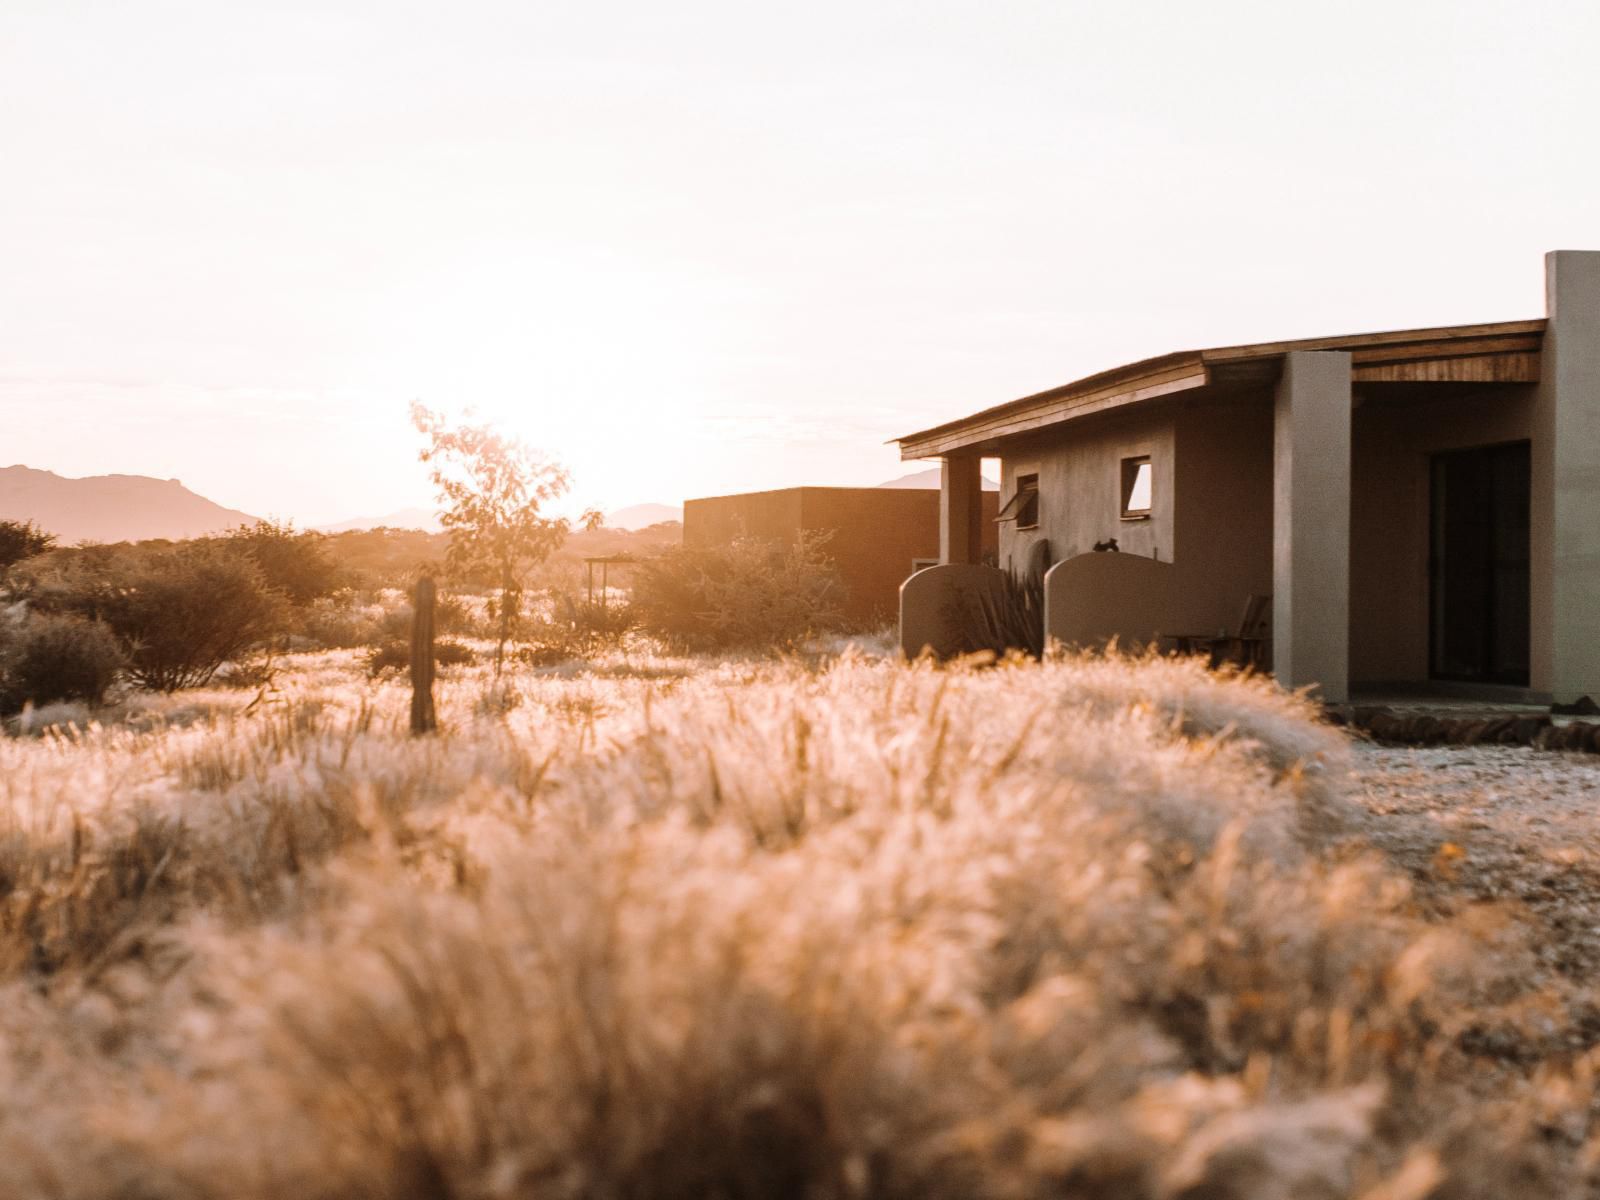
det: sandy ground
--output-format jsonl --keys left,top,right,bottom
{"left": 1353, "top": 744, "right": 1600, "bottom": 981}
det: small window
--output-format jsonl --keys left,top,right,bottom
{"left": 996, "top": 474, "right": 1040, "bottom": 528}
{"left": 1120, "top": 456, "right": 1152, "bottom": 519}
{"left": 909, "top": 557, "right": 939, "bottom": 575}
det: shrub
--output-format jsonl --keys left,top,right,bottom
{"left": 222, "top": 520, "right": 342, "bottom": 607}
{"left": 434, "top": 592, "right": 478, "bottom": 635}
{"left": 366, "top": 638, "right": 475, "bottom": 677}
{"left": 573, "top": 598, "right": 634, "bottom": 643}
{"left": 370, "top": 593, "right": 478, "bottom": 646}
{"left": 297, "top": 592, "right": 379, "bottom": 649}
{"left": 0, "top": 611, "right": 125, "bottom": 713}
{"left": 0, "top": 519, "right": 55, "bottom": 578}
{"left": 631, "top": 534, "right": 844, "bottom": 652}
{"left": 956, "top": 567, "right": 1046, "bottom": 658}
{"left": 41, "top": 546, "right": 288, "bottom": 692}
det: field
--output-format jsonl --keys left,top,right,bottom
{"left": 4, "top": 643, "right": 1600, "bottom": 1199}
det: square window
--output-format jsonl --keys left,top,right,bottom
{"left": 1120, "top": 456, "right": 1152, "bottom": 519}
{"left": 996, "top": 473, "right": 1040, "bottom": 528}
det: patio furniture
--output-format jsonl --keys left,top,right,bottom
{"left": 1163, "top": 594, "right": 1270, "bottom": 670}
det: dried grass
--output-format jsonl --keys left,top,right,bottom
{"left": 0, "top": 647, "right": 1596, "bottom": 1198}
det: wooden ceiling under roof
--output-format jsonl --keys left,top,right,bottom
{"left": 896, "top": 319, "right": 1546, "bottom": 459}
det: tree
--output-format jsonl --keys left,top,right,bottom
{"left": 411, "top": 403, "right": 597, "bottom": 674}
{"left": 0, "top": 519, "right": 55, "bottom": 579}
{"left": 223, "top": 519, "right": 342, "bottom": 606}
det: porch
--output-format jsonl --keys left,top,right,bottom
{"left": 897, "top": 251, "right": 1600, "bottom": 705}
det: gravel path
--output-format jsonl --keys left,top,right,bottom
{"left": 1352, "top": 744, "right": 1600, "bottom": 978}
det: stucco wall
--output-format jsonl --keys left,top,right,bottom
{"left": 995, "top": 385, "right": 1541, "bottom": 687}
{"left": 1000, "top": 403, "right": 1272, "bottom": 639}
{"left": 1000, "top": 413, "right": 1177, "bottom": 572}
{"left": 683, "top": 489, "right": 805, "bottom": 548}
{"left": 684, "top": 486, "right": 997, "bottom": 625}
{"left": 1172, "top": 399, "right": 1276, "bottom": 638}
{"left": 1348, "top": 385, "right": 1536, "bottom": 686}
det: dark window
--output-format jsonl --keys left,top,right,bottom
{"left": 996, "top": 474, "right": 1039, "bottom": 528}
{"left": 1120, "top": 456, "right": 1152, "bottom": 519}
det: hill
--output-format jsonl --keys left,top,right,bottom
{"left": 607, "top": 502, "right": 682, "bottom": 529}
{"left": 0, "top": 464, "right": 259, "bottom": 543}
{"left": 316, "top": 507, "right": 443, "bottom": 534}
{"left": 876, "top": 467, "right": 999, "bottom": 490}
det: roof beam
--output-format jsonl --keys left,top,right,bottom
{"left": 895, "top": 318, "right": 1547, "bottom": 459}
{"left": 899, "top": 363, "right": 1207, "bottom": 458}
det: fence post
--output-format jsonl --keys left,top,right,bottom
{"left": 410, "top": 575, "right": 437, "bottom": 735}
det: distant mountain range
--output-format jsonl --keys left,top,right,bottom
{"left": 0, "top": 465, "right": 260, "bottom": 544}
{"left": 605, "top": 502, "right": 681, "bottom": 530}
{"left": 876, "top": 467, "right": 1000, "bottom": 490}
{"left": 3, "top": 461, "right": 994, "bottom": 547}
{"left": 317, "top": 503, "right": 683, "bottom": 533}
{"left": 315, "top": 507, "right": 444, "bottom": 534}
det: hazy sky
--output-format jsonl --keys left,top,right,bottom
{"left": 4, "top": 0, "right": 1598, "bottom": 525}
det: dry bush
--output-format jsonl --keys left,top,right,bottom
{"left": 221, "top": 519, "right": 343, "bottom": 607}
{"left": 0, "top": 611, "right": 125, "bottom": 714}
{"left": 366, "top": 638, "right": 476, "bottom": 676}
{"left": 632, "top": 533, "right": 845, "bottom": 652}
{"left": 297, "top": 590, "right": 381, "bottom": 649}
{"left": 30, "top": 544, "right": 288, "bottom": 691}
{"left": 0, "top": 649, "right": 1596, "bottom": 1198}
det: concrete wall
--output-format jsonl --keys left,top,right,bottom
{"left": 899, "top": 563, "right": 1007, "bottom": 658}
{"left": 1173, "top": 399, "right": 1276, "bottom": 637}
{"left": 684, "top": 489, "right": 804, "bottom": 548}
{"left": 684, "top": 486, "right": 997, "bottom": 625}
{"left": 801, "top": 488, "right": 996, "bottom": 624}
{"left": 1533, "top": 250, "right": 1600, "bottom": 703}
{"left": 1273, "top": 351, "right": 1352, "bottom": 701}
{"left": 1043, "top": 552, "right": 1183, "bottom": 651}
{"left": 1000, "top": 412, "right": 1177, "bottom": 573}
{"left": 1001, "top": 401, "right": 1273, "bottom": 642}
{"left": 1349, "top": 386, "right": 1535, "bottom": 687}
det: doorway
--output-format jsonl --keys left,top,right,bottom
{"left": 1429, "top": 441, "right": 1531, "bottom": 685}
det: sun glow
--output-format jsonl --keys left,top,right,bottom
{"left": 354, "top": 249, "right": 749, "bottom": 516}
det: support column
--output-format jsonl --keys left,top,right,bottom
{"left": 1532, "top": 250, "right": 1600, "bottom": 703}
{"left": 939, "top": 454, "right": 984, "bottom": 565}
{"left": 1273, "top": 351, "right": 1351, "bottom": 702}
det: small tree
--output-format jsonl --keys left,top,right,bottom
{"left": 0, "top": 519, "right": 55, "bottom": 580}
{"left": 411, "top": 403, "right": 597, "bottom": 674}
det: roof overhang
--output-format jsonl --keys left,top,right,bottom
{"left": 896, "top": 319, "right": 1545, "bottom": 460}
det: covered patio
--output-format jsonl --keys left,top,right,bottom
{"left": 896, "top": 251, "right": 1600, "bottom": 705}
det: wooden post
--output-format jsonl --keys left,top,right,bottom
{"left": 410, "top": 575, "right": 437, "bottom": 735}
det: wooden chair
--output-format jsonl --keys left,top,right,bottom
{"left": 1163, "top": 594, "right": 1270, "bottom": 670}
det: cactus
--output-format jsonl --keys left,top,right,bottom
{"left": 410, "top": 576, "right": 437, "bottom": 734}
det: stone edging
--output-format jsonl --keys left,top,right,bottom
{"left": 1327, "top": 708, "right": 1600, "bottom": 754}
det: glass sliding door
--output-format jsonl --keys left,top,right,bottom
{"left": 1429, "top": 441, "right": 1531, "bottom": 685}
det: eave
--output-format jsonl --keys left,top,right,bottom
{"left": 896, "top": 319, "right": 1546, "bottom": 460}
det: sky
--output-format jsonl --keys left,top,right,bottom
{"left": 3, "top": 0, "right": 1598, "bottom": 526}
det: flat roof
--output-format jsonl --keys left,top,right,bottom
{"left": 896, "top": 318, "right": 1545, "bottom": 459}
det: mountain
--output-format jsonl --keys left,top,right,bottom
{"left": 876, "top": 467, "right": 1000, "bottom": 491}
{"left": 606, "top": 503, "right": 682, "bottom": 530}
{"left": 0, "top": 464, "right": 260, "bottom": 544}
{"left": 316, "top": 507, "right": 443, "bottom": 534}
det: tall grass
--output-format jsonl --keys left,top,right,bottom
{"left": 0, "top": 647, "right": 1595, "bottom": 1197}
